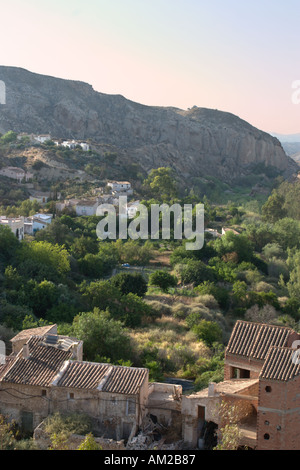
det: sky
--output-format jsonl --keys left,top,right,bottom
{"left": 0, "top": 0, "right": 299, "bottom": 134}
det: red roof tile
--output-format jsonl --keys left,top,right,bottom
{"left": 226, "top": 321, "right": 292, "bottom": 361}
{"left": 56, "top": 361, "right": 148, "bottom": 395}
{"left": 1, "top": 336, "right": 72, "bottom": 387}
{"left": 260, "top": 347, "right": 300, "bottom": 382}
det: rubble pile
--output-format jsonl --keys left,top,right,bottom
{"left": 126, "top": 415, "right": 184, "bottom": 451}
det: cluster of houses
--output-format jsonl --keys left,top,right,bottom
{"left": 56, "top": 180, "right": 138, "bottom": 218}
{"left": 1, "top": 319, "right": 300, "bottom": 450}
{"left": 0, "top": 213, "right": 53, "bottom": 239}
{"left": 17, "top": 133, "right": 91, "bottom": 151}
{"left": 0, "top": 166, "right": 34, "bottom": 183}
{"left": 0, "top": 180, "right": 139, "bottom": 240}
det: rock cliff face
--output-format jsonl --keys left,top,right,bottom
{"left": 0, "top": 66, "right": 297, "bottom": 182}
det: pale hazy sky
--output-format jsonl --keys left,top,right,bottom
{"left": 0, "top": 0, "right": 299, "bottom": 134}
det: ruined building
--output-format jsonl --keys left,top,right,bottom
{"left": 1, "top": 320, "right": 300, "bottom": 450}
{"left": 182, "top": 320, "right": 300, "bottom": 450}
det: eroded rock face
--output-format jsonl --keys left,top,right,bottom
{"left": 0, "top": 66, "right": 297, "bottom": 182}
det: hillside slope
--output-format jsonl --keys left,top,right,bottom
{"left": 0, "top": 66, "right": 297, "bottom": 184}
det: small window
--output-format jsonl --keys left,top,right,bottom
{"left": 265, "top": 386, "right": 272, "bottom": 393}
{"left": 69, "top": 392, "right": 75, "bottom": 400}
{"left": 264, "top": 434, "right": 270, "bottom": 440}
{"left": 41, "top": 389, "right": 47, "bottom": 397}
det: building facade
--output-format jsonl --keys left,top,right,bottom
{"left": 0, "top": 327, "right": 148, "bottom": 440}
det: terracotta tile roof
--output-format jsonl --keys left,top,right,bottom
{"left": 0, "top": 357, "right": 16, "bottom": 380}
{"left": 260, "top": 347, "right": 300, "bottom": 382}
{"left": 226, "top": 321, "right": 292, "bottom": 361}
{"left": 1, "top": 336, "right": 73, "bottom": 387}
{"left": 56, "top": 361, "right": 148, "bottom": 395}
{"left": 56, "top": 362, "right": 109, "bottom": 389}
{"left": 11, "top": 325, "right": 57, "bottom": 343}
{"left": 101, "top": 365, "right": 148, "bottom": 395}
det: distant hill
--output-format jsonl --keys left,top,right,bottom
{"left": 271, "top": 132, "right": 300, "bottom": 143}
{"left": 271, "top": 133, "right": 300, "bottom": 157}
{"left": 0, "top": 66, "right": 297, "bottom": 188}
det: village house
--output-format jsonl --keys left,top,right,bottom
{"left": 2, "top": 320, "right": 300, "bottom": 450}
{"left": 57, "top": 140, "right": 90, "bottom": 151}
{"left": 24, "top": 213, "right": 53, "bottom": 234}
{"left": 221, "top": 227, "right": 241, "bottom": 236}
{"left": 0, "top": 326, "right": 149, "bottom": 440}
{"left": 0, "top": 167, "right": 33, "bottom": 183}
{"left": 181, "top": 320, "right": 300, "bottom": 450}
{"left": 29, "top": 192, "right": 50, "bottom": 205}
{"left": 33, "top": 134, "right": 51, "bottom": 144}
{"left": 55, "top": 198, "right": 81, "bottom": 213}
{"left": 107, "top": 181, "right": 133, "bottom": 195}
{"left": 0, "top": 216, "right": 25, "bottom": 240}
{"left": 204, "top": 228, "right": 221, "bottom": 238}
{"left": 75, "top": 199, "right": 98, "bottom": 216}
{"left": 127, "top": 201, "right": 140, "bottom": 219}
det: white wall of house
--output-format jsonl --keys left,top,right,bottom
{"left": 0, "top": 217, "right": 25, "bottom": 240}
{"left": 75, "top": 203, "right": 98, "bottom": 216}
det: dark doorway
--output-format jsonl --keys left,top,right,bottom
{"left": 21, "top": 411, "right": 33, "bottom": 434}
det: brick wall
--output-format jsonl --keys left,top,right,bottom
{"left": 257, "top": 377, "right": 300, "bottom": 450}
{"left": 224, "top": 354, "right": 262, "bottom": 380}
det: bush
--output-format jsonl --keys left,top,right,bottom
{"left": 44, "top": 412, "right": 92, "bottom": 436}
{"left": 110, "top": 272, "right": 148, "bottom": 297}
{"left": 176, "top": 260, "right": 215, "bottom": 285}
{"left": 149, "top": 270, "right": 178, "bottom": 292}
{"left": 190, "top": 320, "right": 223, "bottom": 347}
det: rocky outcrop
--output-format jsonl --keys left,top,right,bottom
{"left": 0, "top": 66, "right": 297, "bottom": 183}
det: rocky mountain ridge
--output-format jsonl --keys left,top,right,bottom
{"left": 0, "top": 66, "right": 297, "bottom": 184}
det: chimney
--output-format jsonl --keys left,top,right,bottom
{"left": 208, "top": 382, "right": 217, "bottom": 397}
{"left": 23, "top": 343, "right": 30, "bottom": 359}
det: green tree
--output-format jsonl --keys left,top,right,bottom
{"left": 149, "top": 270, "right": 178, "bottom": 292}
{"left": 18, "top": 241, "right": 70, "bottom": 277}
{"left": 262, "top": 191, "right": 287, "bottom": 223}
{"left": 191, "top": 320, "right": 223, "bottom": 347}
{"left": 72, "top": 309, "right": 132, "bottom": 363}
{"left": 0, "top": 225, "right": 19, "bottom": 264}
{"left": 0, "top": 131, "right": 18, "bottom": 145}
{"left": 176, "top": 259, "right": 215, "bottom": 285}
{"left": 143, "top": 167, "right": 177, "bottom": 201}
{"left": 110, "top": 272, "right": 148, "bottom": 297}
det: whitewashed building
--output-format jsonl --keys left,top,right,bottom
{"left": 0, "top": 216, "right": 25, "bottom": 240}
{"left": 33, "top": 135, "right": 51, "bottom": 144}
{"left": 107, "top": 181, "right": 132, "bottom": 194}
{"left": 0, "top": 167, "right": 33, "bottom": 183}
{"left": 25, "top": 214, "right": 53, "bottom": 234}
{"left": 75, "top": 200, "right": 98, "bottom": 216}
{"left": 29, "top": 192, "right": 50, "bottom": 204}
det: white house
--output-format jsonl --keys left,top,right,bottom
{"left": 0, "top": 216, "right": 25, "bottom": 240}
{"left": 75, "top": 200, "right": 98, "bottom": 216}
{"left": 30, "top": 214, "right": 53, "bottom": 233}
{"left": 33, "top": 214, "right": 53, "bottom": 224}
{"left": 107, "top": 181, "right": 132, "bottom": 193}
{"left": 0, "top": 167, "right": 33, "bottom": 183}
{"left": 34, "top": 135, "right": 51, "bottom": 144}
{"left": 80, "top": 142, "right": 90, "bottom": 151}
{"left": 221, "top": 227, "right": 241, "bottom": 236}
{"left": 205, "top": 228, "right": 221, "bottom": 238}
{"left": 29, "top": 192, "right": 50, "bottom": 204}
{"left": 61, "top": 140, "right": 77, "bottom": 150}
{"left": 127, "top": 201, "right": 140, "bottom": 219}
